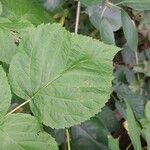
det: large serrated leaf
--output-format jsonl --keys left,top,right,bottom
{"left": 0, "top": 65, "right": 11, "bottom": 118}
{"left": 0, "top": 114, "right": 58, "bottom": 150}
{"left": 9, "top": 23, "right": 119, "bottom": 129}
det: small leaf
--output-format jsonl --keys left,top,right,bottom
{"left": 125, "top": 101, "right": 142, "bottom": 150}
{"left": 87, "top": 4, "right": 121, "bottom": 32}
{"left": 9, "top": 23, "right": 119, "bottom": 129}
{"left": 121, "top": 9, "right": 138, "bottom": 51}
{"left": 0, "top": 65, "right": 11, "bottom": 118}
{"left": 108, "top": 136, "right": 120, "bottom": 150}
{"left": 0, "top": 114, "right": 58, "bottom": 150}
{"left": 99, "top": 18, "right": 115, "bottom": 45}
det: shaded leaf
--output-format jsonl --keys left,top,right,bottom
{"left": 114, "top": 84, "right": 145, "bottom": 119}
{"left": 99, "top": 18, "right": 115, "bottom": 45}
{"left": 0, "top": 114, "right": 58, "bottom": 150}
{"left": 98, "top": 106, "right": 121, "bottom": 133}
{"left": 9, "top": 23, "right": 119, "bottom": 129}
{"left": 121, "top": 9, "right": 138, "bottom": 51}
{"left": 71, "top": 117, "right": 109, "bottom": 150}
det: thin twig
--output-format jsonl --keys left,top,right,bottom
{"left": 6, "top": 99, "right": 31, "bottom": 116}
{"left": 74, "top": 1, "right": 81, "bottom": 34}
{"left": 66, "top": 129, "right": 71, "bottom": 150}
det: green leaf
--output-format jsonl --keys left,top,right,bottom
{"left": 71, "top": 117, "right": 109, "bottom": 150}
{"left": 0, "top": 114, "right": 58, "bottom": 150}
{"left": 0, "top": 0, "right": 53, "bottom": 25}
{"left": 108, "top": 136, "right": 120, "bottom": 150}
{"left": 121, "top": 9, "right": 138, "bottom": 51}
{"left": 0, "top": 65, "right": 11, "bottom": 118}
{"left": 125, "top": 101, "right": 142, "bottom": 150}
{"left": 0, "top": 1, "right": 2, "bottom": 15}
{"left": 118, "top": 0, "right": 150, "bottom": 11}
{"left": 79, "top": 0, "right": 102, "bottom": 7}
{"left": 9, "top": 23, "right": 119, "bottom": 129}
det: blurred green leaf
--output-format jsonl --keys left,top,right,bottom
{"left": 1, "top": 0, "right": 53, "bottom": 25}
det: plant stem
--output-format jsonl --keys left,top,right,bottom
{"left": 6, "top": 99, "right": 31, "bottom": 116}
{"left": 66, "top": 129, "right": 71, "bottom": 150}
{"left": 74, "top": 1, "right": 81, "bottom": 34}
